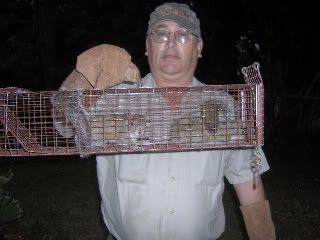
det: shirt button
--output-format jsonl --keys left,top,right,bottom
{"left": 169, "top": 176, "right": 175, "bottom": 181}
{"left": 168, "top": 209, "right": 175, "bottom": 214}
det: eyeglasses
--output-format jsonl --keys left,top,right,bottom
{"left": 150, "top": 29, "right": 195, "bottom": 44}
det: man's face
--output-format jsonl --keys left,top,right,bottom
{"left": 146, "top": 21, "right": 203, "bottom": 86}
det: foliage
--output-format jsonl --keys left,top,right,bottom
{"left": 0, "top": 169, "right": 22, "bottom": 226}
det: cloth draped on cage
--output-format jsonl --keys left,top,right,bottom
{"left": 51, "top": 44, "right": 141, "bottom": 147}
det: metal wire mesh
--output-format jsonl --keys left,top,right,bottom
{"left": 0, "top": 83, "right": 264, "bottom": 156}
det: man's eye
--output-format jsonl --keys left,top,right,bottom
{"left": 156, "top": 31, "right": 167, "bottom": 37}
{"left": 177, "top": 31, "right": 189, "bottom": 38}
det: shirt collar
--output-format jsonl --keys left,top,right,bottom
{"left": 141, "top": 73, "right": 204, "bottom": 87}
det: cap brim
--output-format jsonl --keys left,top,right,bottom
{"left": 149, "top": 16, "right": 200, "bottom": 38}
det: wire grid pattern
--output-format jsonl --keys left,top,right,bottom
{"left": 0, "top": 83, "right": 264, "bottom": 156}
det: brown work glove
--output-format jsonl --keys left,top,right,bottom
{"left": 60, "top": 44, "right": 141, "bottom": 90}
{"left": 240, "top": 200, "right": 276, "bottom": 240}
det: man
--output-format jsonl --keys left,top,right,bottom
{"left": 95, "top": 2, "right": 275, "bottom": 240}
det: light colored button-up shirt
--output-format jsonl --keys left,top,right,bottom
{"left": 96, "top": 74, "right": 270, "bottom": 240}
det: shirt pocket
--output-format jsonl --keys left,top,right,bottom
{"left": 116, "top": 154, "right": 149, "bottom": 184}
{"left": 188, "top": 151, "right": 224, "bottom": 187}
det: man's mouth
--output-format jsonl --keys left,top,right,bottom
{"left": 162, "top": 54, "right": 179, "bottom": 60}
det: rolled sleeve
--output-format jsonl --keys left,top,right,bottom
{"left": 223, "top": 146, "right": 270, "bottom": 184}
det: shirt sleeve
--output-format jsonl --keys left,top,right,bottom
{"left": 223, "top": 146, "right": 270, "bottom": 184}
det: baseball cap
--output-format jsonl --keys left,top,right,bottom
{"left": 147, "top": 2, "right": 201, "bottom": 38}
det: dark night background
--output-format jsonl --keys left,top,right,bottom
{"left": 1, "top": 0, "right": 320, "bottom": 239}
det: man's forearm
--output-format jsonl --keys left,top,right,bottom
{"left": 234, "top": 177, "right": 276, "bottom": 239}
{"left": 240, "top": 200, "right": 276, "bottom": 240}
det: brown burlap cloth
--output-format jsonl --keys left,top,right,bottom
{"left": 54, "top": 44, "right": 141, "bottom": 140}
{"left": 60, "top": 44, "right": 141, "bottom": 90}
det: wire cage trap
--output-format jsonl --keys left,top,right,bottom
{"left": 0, "top": 62, "right": 264, "bottom": 156}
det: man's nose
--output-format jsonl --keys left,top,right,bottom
{"left": 166, "top": 33, "right": 177, "bottom": 47}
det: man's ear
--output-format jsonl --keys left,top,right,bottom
{"left": 145, "top": 38, "right": 150, "bottom": 56}
{"left": 197, "top": 39, "right": 203, "bottom": 58}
